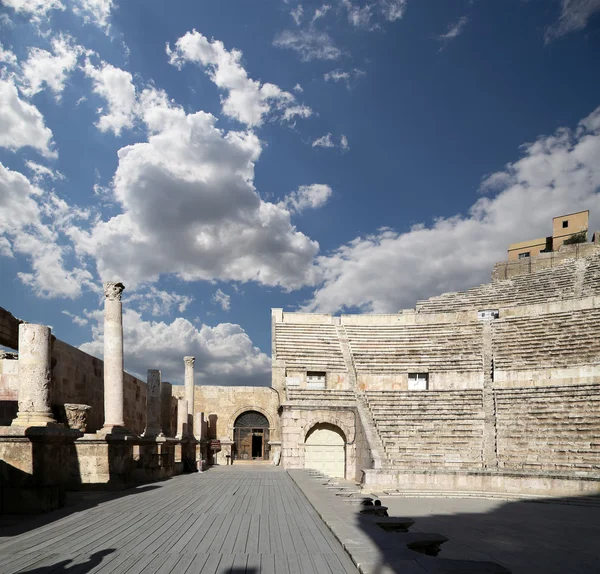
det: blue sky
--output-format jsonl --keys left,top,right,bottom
{"left": 1, "top": 0, "right": 600, "bottom": 386}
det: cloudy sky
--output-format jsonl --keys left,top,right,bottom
{"left": 1, "top": 0, "right": 600, "bottom": 386}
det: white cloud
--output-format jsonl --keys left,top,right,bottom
{"left": 323, "top": 67, "right": 365, "bottom": 88}
{"left": 312, "top": 4, "right": 331, "bottom": 22}
{"left": 167, "top": 30, "right": 312, "bottom": 127}
{"left": 340, "top": 134, "right": 349, "bottom": 151}
{"left": 69, "top": 88, "right": 320, "bottom": 290}
{"left": 0, "top": 162, "right": 94, "bottom": 298}
{"left": 342, "top": 0, "right": 375, "bottom": 29}
{"left": 546, "top": 0, "right": 600, "bottom": 40}
{"left": 273, "top": 28, "right": 342, "bottom": 61}
{"left": 62, "top": 309, "right": 88, "bottom": 326}
{"left": 0, "top": 78, "right": 56, "bottom": 158}
{"left": 312, "top": 133, "right": 335, "bottom": 148}
{"left": 341, "top": 0, "right": 406, "bottom": 28}
{"left": 71, "top": 0, "right": 113, "bottom": 31}
{"left": 379, "top": 0, "right": 406, "bottom": 21}
{"left": 1, "top": 0, "right": 65, "bottom": 25}
{"left": 280, "top": 183, "right": 333, "bottom": 213}
{"left": 293, "top": 83, "right": 303, "bottom": 93}
{"left": 19, "top": 34, "right": 83, "bottom": 100}
{"left": 127, "top": 285, "right": 193, "bottom": 316}
{"left": 80, "top": 309, "right": 271, "bottom": 386}
{"left": 212, "top": 288, "right": 231, "bottom": 311}
{"left": 438, "top": 16, "right": 468, "bottom": 44}
{"left": 0, "top": 43, "right": 17, "bottom": 66}
{"left": 83, "top": 57, "right": 137, "bottom": 135}
{"left": 291, "top": 4, "right": 303, "bottom": 25}
{"left": 25, "top": 160, "right": 65, "bottom": 183}
{"left": 305, "top": 105, "right": 600, "bottom": 313}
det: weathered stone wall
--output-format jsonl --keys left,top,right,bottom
{"left": 172, "top": 384, "right": 280, "bottom": 448}
{"left": 280, "top": 406, "right": 356, "bottom": 479}
{"left": 0, "top": 307, "right": 21, "bottom": 350}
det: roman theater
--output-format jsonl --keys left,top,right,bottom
{"left": 1, "top": 211, "right": 599, "bottom": 572}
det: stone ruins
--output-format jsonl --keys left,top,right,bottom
{"left": 1, "top": 224, "right": 599, "bottom": 513}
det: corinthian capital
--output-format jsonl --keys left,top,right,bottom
{"left": 184, "top": 356, "right": 195, "bottom": 367}
{"left": 104, "top": 282, "right": 125, "bottom": 301}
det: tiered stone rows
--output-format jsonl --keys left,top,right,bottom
{"left": 415, "top": 259, "right": 579, "bottom": 313}
{"left": 492, "top": 308, "right": 600, "bottom": 371}
{"left": 286, "top": 389, "right": 356, "bottom": 406}
{"left": 365, "top": 390, "right": 485, "bottom": 469}
{"left": 274, "top": 324, "right": 346, "bottom": 371}
{"left": 582, "top": 253, "right": 600, "bottom": 297}
{"left": 495, "top": 384, "right": 600, "bottom": 473}
{"left": 345, "top": 324, "right": 483, "bottom": 372}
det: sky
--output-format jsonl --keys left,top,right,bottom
{"left": 1, "top": 0, "right": 600, "bottom": 387}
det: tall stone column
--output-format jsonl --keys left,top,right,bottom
{"left": 183, "top": 356, "right": 195, "bottom": 433}
{"left": 194, "top": 412, "right": 205, "bottom": 440}
{"left": 102, "top": 282, "right": 126, "bottom": 432}
{"left": 176, "top": 398, "right": 188, "bottom": 439}
{"left": 160, "top": 381, "right": 173, "bottom": 437}
{"left": 143, "top": 369, "right": 163, "bottom": 437}
{"left": 12, "top": 324, "right": 56, "bottom": 426}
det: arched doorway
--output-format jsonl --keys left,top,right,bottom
{"left": 305, "top": 423, "right": 345, "bottom": 478}
{"left": 233, "top": 411, "right": 270, "bottom": 461}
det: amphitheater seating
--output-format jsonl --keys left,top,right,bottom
{"left": 274, "top": 323, "right": 346, "bottom": 371}
{"left": 492, "top": 308, "right": 600, "bottom": 371}
{"left": 582, "top": 254, "right": 600, "bottom": 297}
{"left": 286, "top": 389, "right": 356, "bottom": 405}
{"left": 345, "top": 323, "right": 483, "bottom": 373}
{"left": 365, "top": 390, "right": 485, "bottom": 469}
{"left": 495, "top": 384, "right": 600, "bottom": 473}
{"left": 415, "top": 258, "right": 581, "bottom": 313}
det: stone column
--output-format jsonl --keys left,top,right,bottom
{"left": 183, "top": 356, "right": 195, "bottom": 434}
{"left": 194, "top": 411, "right": 205, "bottom": 440}
{"left": 143, "top": 369, "right": 163, "bottom": 437}
{"left": 176, "top": 398, "right": 188, "bottom": 439}
{"left": 102, "top": 281, "right": 126, "bottom": 432}
{"left": 160, "top": 381, "right": 173, "bottom": 437}
{"left": 12, "top": 324, "right": 56, "bottom": 426}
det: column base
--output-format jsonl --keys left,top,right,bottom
{"left": 11, "top": 411, "right": 57, "bottom": 427}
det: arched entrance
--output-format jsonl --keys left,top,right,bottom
{"left": 305, "top": 423, "right": 345, "bottom": 477}
{"left": 233, "top": 411, "right": 270, "bottom": 461}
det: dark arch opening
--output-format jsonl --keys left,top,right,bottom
{"left": 233, "top": 410, "right": 270, "bottom": 461}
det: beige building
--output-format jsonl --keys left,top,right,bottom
{"left": 508, "top": 210, "right": 589, "bottom": 260}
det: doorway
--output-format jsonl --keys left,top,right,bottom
{"left": 233, "top": 411, "right": 270, "bottom": 461}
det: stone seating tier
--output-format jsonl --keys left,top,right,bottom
{"left": 365, "top": 390, "right": 485, "bottom": 470}
{"left": 274, "top": 323, "right": 346, "bottom": 370}
{"left": 345, "top": 324, "right": 483, "bottom": 372}
{"left": 494, "top": 384, "right": 600, "bottom": 473}
{"left": 491, "top": 309, "right": 600, "bottom": 370}
{"left": 414, "top": 255, "right": 597, "bottom": 313}
{"left": 286, "top": 389, "right": 356, "bottom": 404}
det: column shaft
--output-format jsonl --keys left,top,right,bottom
{"left": 143, "top": 369, "right": 163, "bottom": 437}
{"left": 103, "top": 282, "right": 125, "bottom": 431}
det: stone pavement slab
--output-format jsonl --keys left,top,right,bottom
{"left": 0, "top": 466, "right": 358, "bottom": 574}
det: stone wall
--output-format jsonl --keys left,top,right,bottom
{"left": 0, "top": 307, "right": 21, "bottom": 350}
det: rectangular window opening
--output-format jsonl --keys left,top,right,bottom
{"left": 408, "top": 372, "right": 429, "bottom": 391}
{"left": 562, "top": 220, "right": 569, "bottom": 228}
{"left": 306, "top": 371, "right": 326, "bottom": 389}
{"left": 518, "top": 252, "right": 530, "bottom": 259}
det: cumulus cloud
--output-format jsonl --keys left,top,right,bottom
{"left": 80, "top": 309, "right": 271, "bottom": 386}
{"left": 212, "top": 288, "right": 231, "bottom": 311}
{"left": 69, "top": 88, "right": 320, "bottom": 290}
{"left": 25, "top": 160, "right": 65, "bottom": 183}
{"left": 19, "top": 34, "right": 83, "bottom": 100}
{"left": 323, "top": 67, "right": 365, "bottom": 89}
{"left": 83, "top": 57, "right": 138, "bottom": 135}
{"left": 71, "top": 0, "right": 113, "bottom": 31}
{"left": 1, "top": 0, "right": 65, "bottom": 25}
{"left": 312, "top": 133, "right": 335, "bottom": 148}
{"left": 62, "top": 309, "right": 88, "bottom": 326}
{"left": 0, "top": 162, "right": 94, "bottom": 298}
{"left": 305, "top": 105, "right": 600, "bottom": 313}
{"left": 0, "top": 43, "right": 17, "bottom": 66}
{"left": 280, "top": 183, "right": 333, "bottom": 213}
{"left": 167, "top": 30, "right": 312, "bottom": 127}
{"left": 0, "top": 78, "right": 56, "bottom": 158}
{"left": 273, "top": 28, "right": 342, "bottom": 61}
{"left": 438, "top": 16, "right": 468, "bottom": 45}
{"left": 546, "top": 0, "right": 600, "bottom": 41}
{"left": 127, "top": 286, "right": 193, "bottom": 316}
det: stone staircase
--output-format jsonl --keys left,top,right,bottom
{"left": 492, "top": 308, "right": 600, "bottom": 371}
{"left": 364, "top": 390, "right": 485, "bottom": 470}
{"left": 415, "top": 256, "right": 586, "bottom": 313}
{"left": 274, "top": 323, "right": 346, "bottom": 371}
{"left": 495, "top": 384, "right": 600, "bottom": 473}
{"left": 344, "top": 323, "right": 483, "bottom": 373}
{"left": 285, "top": 388, "right": 356, "bottom": 406}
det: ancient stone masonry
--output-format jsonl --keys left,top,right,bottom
{"left": 184, "top": 356, "right": 195, "bottom": 433}
{"left": 12, "top": 324, "right": 56, "bottom": 427}
{"left": 142, "top": 369, "right": 163, "bottom": 437}
{"left": 102, "top": 281, "right": 126, "bottom": 432}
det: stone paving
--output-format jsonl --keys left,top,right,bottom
{"left": 0, "top": 466, "right": 358, "bottom": 574}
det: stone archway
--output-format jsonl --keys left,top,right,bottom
{"left": 233, "top": 410, "right": 271, "bottom": 461}
{"left": 304, "top": 423, "right": 346, "bottom": 478}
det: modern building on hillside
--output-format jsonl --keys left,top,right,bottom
{"left": 508, "top": 210, "right": 589, "bottom": 260}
